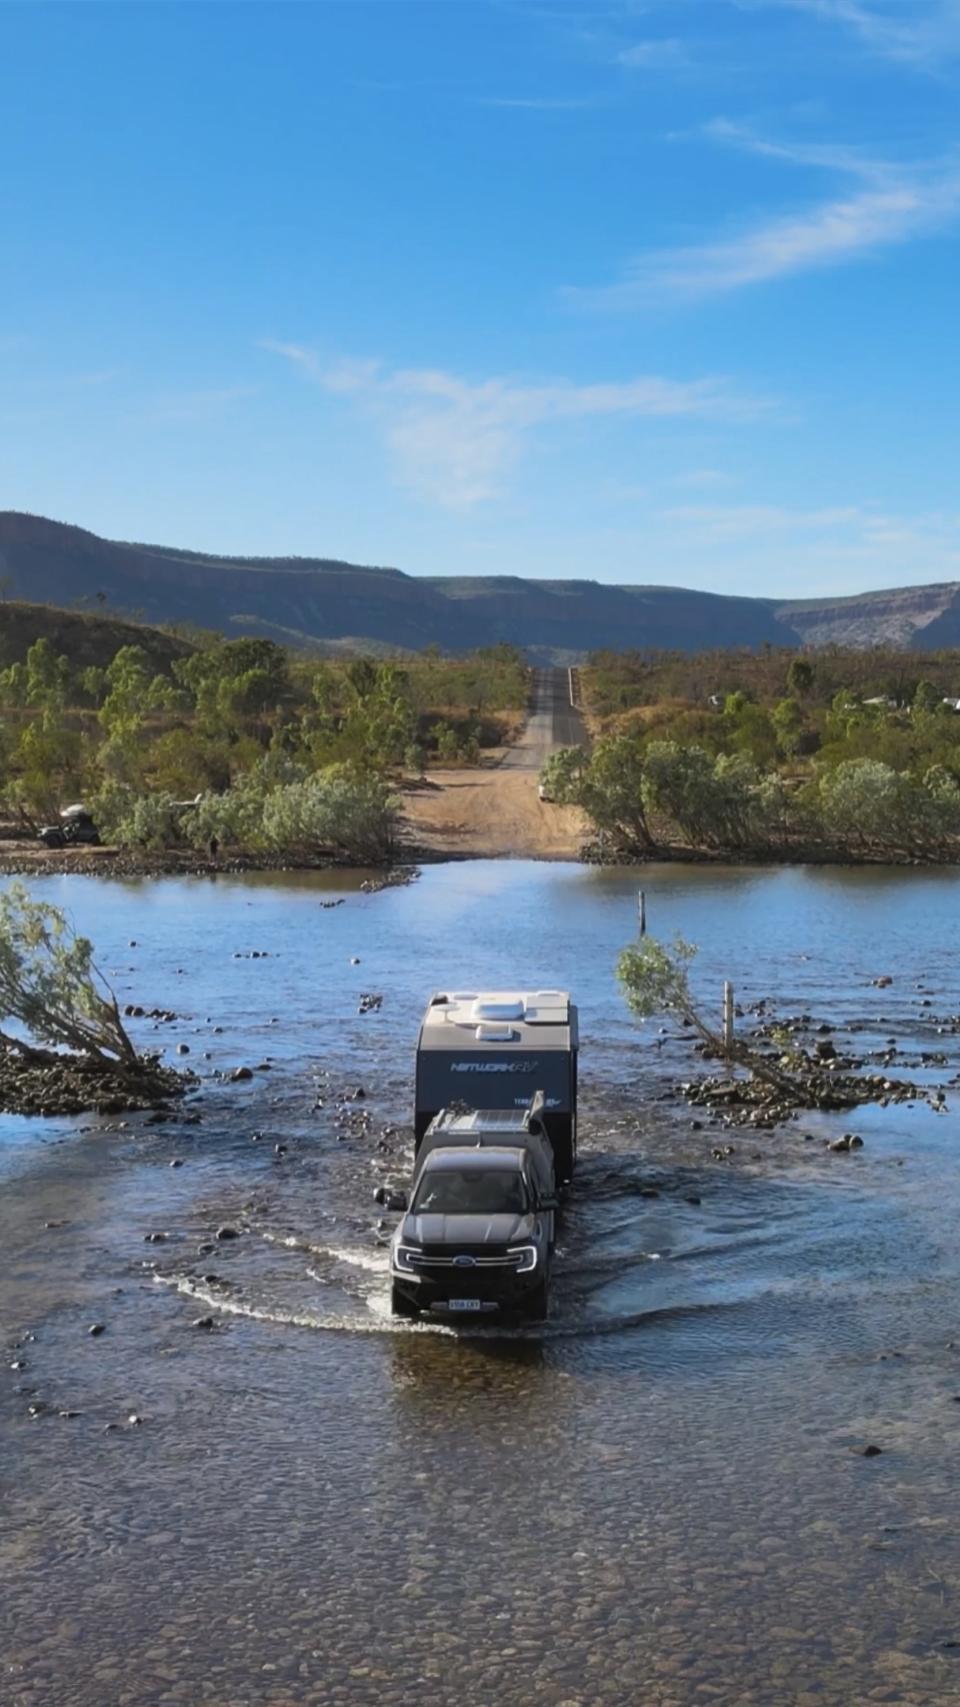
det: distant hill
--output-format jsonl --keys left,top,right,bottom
{"left": 0, "top": 594, "right": 195, "bottom": 674}
{"left": 3, "top": 510, "right": 960, "bottom": 659}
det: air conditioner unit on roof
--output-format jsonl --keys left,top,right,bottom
{"left": 472, "top": 998, "right": 525, "bottom": 1022}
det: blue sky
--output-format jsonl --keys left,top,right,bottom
{"left": 3, "top": 0, "right": 960, "bottom": 597}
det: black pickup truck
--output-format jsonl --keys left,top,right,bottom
{"left": 390, "top": 1093, "right": 561, "bottom": 1322}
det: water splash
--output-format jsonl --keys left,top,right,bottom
{"left": 155, "top": 1270, "right": 730, "bottom": 1341}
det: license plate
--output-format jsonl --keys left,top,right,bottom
{"left": 447, "top": 1299, "right": 482, "bottom": 1312}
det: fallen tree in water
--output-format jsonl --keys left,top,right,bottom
{"left": 0, "top": 883, "right": 186, "bottom": 1113}
{"left": 617, "top": 936, "right": 801, "bottom": 1097}
{"left": 616, "top": 934, "right": 928, "bottom": 1129}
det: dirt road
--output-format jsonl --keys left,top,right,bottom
{"left": 403, "top": 667, "right": 590, "bottom": 859}
{"left": 501, "top": 667, "right": 587, "bottom": 770}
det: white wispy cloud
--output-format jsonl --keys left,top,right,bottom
{"left": 477, "top": 94, "right": 602, "bottom": 109}
{"left": 264, "top": 345, "right": 770, "bottom": 507}
{"left": 699, "top": 116, "right": 889, "bottom": 181}
{"left": 660, "top": 501, "right": 865, "bottom": 536}
{"left": 569, "top": 148, "right": 960, "bottom": 305}
{"left": 739, "top": 0, "right": 960, "bottom": 67}
{"left": 671, "top": 467, "right": 736, "bottom": 488}
{"left": 652, "top": 498, "right": 960, "bottom": 590}
{"left": 618, "top": 36, "right": 690, "bottom": 67}
{"left": 655, "top": 498, "right": 956, "bottom": 566}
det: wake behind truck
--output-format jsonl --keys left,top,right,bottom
{"left": 390, "top": 990, "right": 579, "bottom": 1322}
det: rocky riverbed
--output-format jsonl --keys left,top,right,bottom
{"left": 663, "top": 980, "right": 960, "bottom": 1136}
{"left": 0, "top": 1047, "right": 189, "bottom": 1115}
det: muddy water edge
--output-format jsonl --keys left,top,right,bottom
{"left": 3, "top": 860, "right": 960, "bottom": 1707}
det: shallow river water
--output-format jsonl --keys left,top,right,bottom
{"left": 3, "top": 860, "right": 960, "bottom": 1706}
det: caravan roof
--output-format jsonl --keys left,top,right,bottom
{"left": 419, "top": 990, "right": 576, "bottom": 1053}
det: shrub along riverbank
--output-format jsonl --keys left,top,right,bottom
{"left": 548, "top": 649, "right": 960, "bottom": 864}
{"left": 0, "top": 634, "right": 528, "bottom": 866}
{"left": 543, "top": 736, "right": 960, "bottom": 864}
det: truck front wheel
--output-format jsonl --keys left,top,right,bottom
{"left": 521, "top": 1280, "right": 548, "bottom": 1323}
{"left": 391, "top": 1283, "right": 420, "bottom": 1320}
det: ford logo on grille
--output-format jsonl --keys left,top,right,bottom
{"left": 453, "top": 1254, "right": 477, "bottom": 1268}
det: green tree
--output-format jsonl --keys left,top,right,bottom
{"left": 913, "top": 679, "right": 943, "bottom": 717}
{"left": 0, "top": 883, "right": 138, "bottom": 1068}
{"left": 539, "top": 746, "right": 588, "bottom": 804}
{"left": 818, "top": 760, "right": 919, "bottom": 854}
{"left": 78, "top": 665, "right": 107, "bottom": 707}
{"left": 99, "top": 646, "right": 152, "bottom": 738}
{"left": 0, "top": 662, "right": 28, "bottom": 707}
{"left": 642, "top": 742, "right": 718, "bottom": 845}
{"left": 787, "top": 658, "right": 815, "bottom": 698}
{"left": 25, "top": 639, "right": 72, "bottom": 711}
{"left": 259, "top": 769, "right": 398, "bottom": 862}
{"left": 430, "top": 722, "right": 461, "bottom": 762}
{"left": 772, "top": 696, "right": 805, "bottom": 758}
{"left": 617, "top": 934, "right": 801, "bottom": 1093}
{"left": 580, "top": 734, "right": 655, "bottom": 852}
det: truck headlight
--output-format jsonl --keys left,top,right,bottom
{"left": 509, "top": 1245, "right": 538, "bottom": 1273}
{"left": 392, "top": 1244, "right": 421, "bottom": 1274}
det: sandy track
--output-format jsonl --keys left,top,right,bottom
{"left": 402, "top": 667, "right": 589, "bottom": 860}
{"left": 401, "top": 768, "right": 587, "bottom": 860}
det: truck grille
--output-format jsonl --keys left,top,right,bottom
{"left": 409, "top": 1251, "right": 520, "bottom": 1269}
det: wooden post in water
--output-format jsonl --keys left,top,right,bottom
{"left": 723, "top": 981, "right": 735, "bottom": 1059}
{"left": 638, "top": 890, "right": 647, "bottom": 935}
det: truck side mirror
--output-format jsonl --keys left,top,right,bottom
{"left": 539, "top": 1196, "right": 559, "bottom": 1212}
{"left": 386, "top": 1191, "right": 408, "bottom": 1213}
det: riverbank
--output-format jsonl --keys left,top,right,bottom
{"left": 4, "top": 778, "right": 960, "bottom": 873}
{"left": 0, "top": 841, "right": 420, "bottom": 880}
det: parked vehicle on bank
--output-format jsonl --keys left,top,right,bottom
{"left": 37, "top": 805, "right": 101, "bottom": 848}
{"left": 414, "top": 988, "right": 579, "bottom": 1185}
{"left": 390, "top": 1092, "right": 560, "bottom": 1322}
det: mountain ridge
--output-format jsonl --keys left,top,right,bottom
{"left": 3, "top": 511, "right": 960, "bottom": 658}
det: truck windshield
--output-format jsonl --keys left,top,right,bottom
{"left": 412, "top": 1168, "right": 528, "bottom": 1216}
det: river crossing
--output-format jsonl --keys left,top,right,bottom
{"left": 3, "top": 860, "right": 960, "bottom": 1706}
